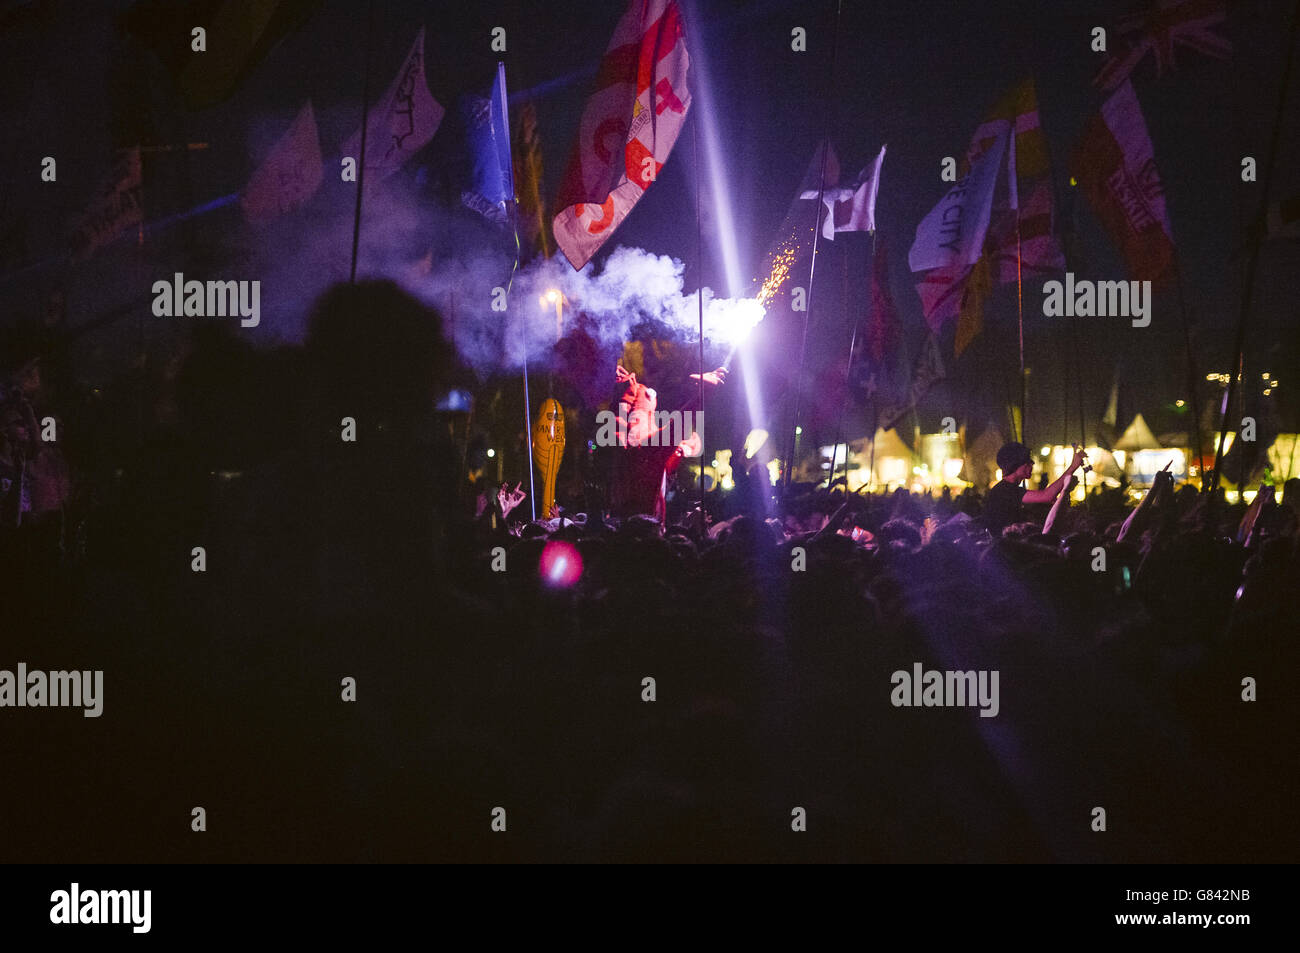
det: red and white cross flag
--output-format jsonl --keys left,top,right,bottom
{"left": 552, "top": 0, "right": 692, "bottom": 271}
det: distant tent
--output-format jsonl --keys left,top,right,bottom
{"left": 835, "top": 428, "right": 916, "bottom": 490}
{"left": 961, "top": 426, "right": 1005, "bottom": 488}
{"left": 1115, "top": 413, "right": 1160, "bottom": 452}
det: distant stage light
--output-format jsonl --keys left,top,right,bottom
{"left": 486, "top": 448, "right": 496, "bottom": 458}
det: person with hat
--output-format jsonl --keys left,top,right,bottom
{"left": 983, "top": 441, "right": 1085, "bottom": 537}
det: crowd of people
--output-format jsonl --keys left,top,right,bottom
{"left": 2, "top": 281, "right": 1295, "bottom": 862}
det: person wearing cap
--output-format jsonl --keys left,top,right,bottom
{"left": 983, "top": 441, "right": 1085, "bottom": 537}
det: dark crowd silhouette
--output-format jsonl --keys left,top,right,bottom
{"left": 2, "top": 282, "right": 1296, "bottom": 863}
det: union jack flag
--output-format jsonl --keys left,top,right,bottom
{"left": 1095, "top": 0, "right": 1232, "bottom": 91}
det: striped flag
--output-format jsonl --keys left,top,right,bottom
{"left": 953, "top": 80, "right": 1063, "bottom": 355}
{"left": 513, "top": 101, "right": 552, "bottom": 258}
{"left": 552, "top": 0, "right": 692, "bottom": 270}
{"left": 1071, "top": 80, "right": 1175, "bottom": 286}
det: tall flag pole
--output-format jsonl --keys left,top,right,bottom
{"left": 348, "top": 0, "right": 373, "bottom": 283}
{"left": 911, "top": 79, "right": 1062, "bottom": 452}
{"left": 828, "top": 146, "right": 888, "bottom": 488}
{"left": 494, "top": 63, "right": 537, "bottom": 520}
{"left": 786, "top": 0, "right": 844, "bottom": 493}
{"left": 1012, "top": 131, "right": 1025, "bottom": 441}
{"left": 692, "top": 113, "right": 706, "bottom": 518}
{"left": 831, "top": 228, "right": 880, "bottom": 489}
{"left": 344, "top": 24, "right": 446, "bottom": 280}
{"left": 1211, "top": 0, "right": 1300, "bottom": 490}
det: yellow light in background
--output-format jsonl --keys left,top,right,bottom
{"left": 1041, "top": 446, "right": 1051, "bottom": 456}
{"left": 1175, "top": 399, "right": 1185, "bottom": 407}
{"left": 486, "top": 448, "right": 495, "bottom": 458}
{"left": 545, "top": 288, "right": 560, "bottom": 303}
{"left": 881, "top": 458, "right": 906, "bottom": 486}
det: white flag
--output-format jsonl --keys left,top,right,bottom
{"left": 800, "top": 144, "right": 886, "bottom": 241}
{"left": 341, "top": 27, "right": 445, "bottom": 182}
{"left": 908, "top": 131, "right": 1006, "bottom": 272}
{"left": 241, "top": 101, "right": 323, "bottom": 224}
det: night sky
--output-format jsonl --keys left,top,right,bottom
{"left": 1, "top": 0, "right": 1297, "bottom": 455}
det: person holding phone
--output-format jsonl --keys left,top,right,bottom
{"left": 983, "top": 441, "right": 1087, "bottom": 537}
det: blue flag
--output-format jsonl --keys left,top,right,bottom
{"left": 461, "top": 63, "right": 515, "bottom": 227}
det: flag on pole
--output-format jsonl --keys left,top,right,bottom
{"left": 878, "top": 331, "right": 945, "bottom": 432}
{"left": 753, "top": 141, "right": 839, "bottom": 305}
{"left": 957, "top": 81, "right": 1063, "bottom": 354}
{"left": 867, "top": 237, "right": 900, "bottom": 366}
{"left": 552, "top": 0, "right": 692, "bottom": 271}
{"left": 1071, "top": 80, "right": 1175, "bottom": 286}
{"left": 121, "top": 0, "right": 322, "bottom": 110}
{"left": 910, "top": 79, "right": 1063, "bottom": 353}
{"left": 341, "top": 26, "right": 445, "bottom": 183}
{"left": 513, "top": 101, "right": 552, "bottom": 258}
{"left": 801, "top": 145, "right": 886, "bottom": 241}
{"left": 70, "top": 147, "right": 143, "bottom": 260}
{"left": 852, "top": 239, "right": 904, "bottom": 403}
{"left": 240, "top": 100, "right": 323, "bottom": 223}
{"left": 460, "top": 63, "right": 515, "bottom": 227}
{"left": 910, "top": 133, "right": 1006, "bottom": 276}
{"left": 909, "top": 131, "right": 1007, "bottom": 326}
{"left": 1095, "top": 0, "right": 1231, "bottom": 92}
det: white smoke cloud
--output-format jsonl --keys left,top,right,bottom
{"left": 408, "top": 244, "right": 765, "bottom": 376}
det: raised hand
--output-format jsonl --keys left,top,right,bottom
{"left": 498, "top": 482, "right": 527, "bottom": 519}
{"left": 675, "top": 432, "right": 702, "bottom": 458}
{"left": 689, "top": 366, "right": 728, "bottom": 387}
